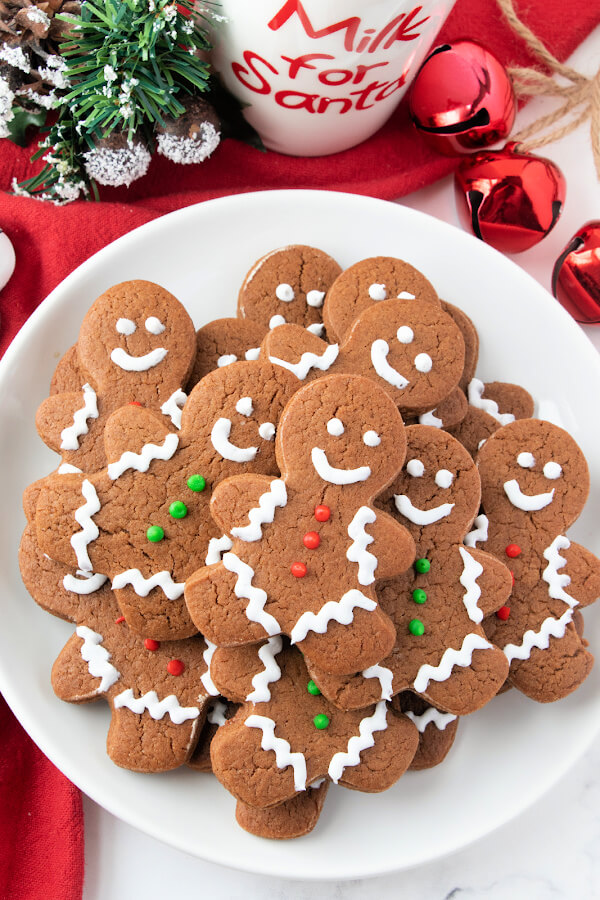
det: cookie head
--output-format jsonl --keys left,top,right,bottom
{"left": 277, "top": 374, "right": 407, "bottom": 495}
{"left": 181, "top": 360, "right": 298, "bottom": 480}
{"left": 477, "top": 419, "right": 590, "bottom": 532}
{"left": 78, "top": 281, "right": 196, "bottom": 390}
{"left": 389, "top": 425, "right": 481, "bottom": 540}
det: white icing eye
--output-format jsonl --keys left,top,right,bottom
{"left": 363, "top": 430, "right": 380, "bottom": 447}
{"left": 543, "top": 461, "right": 563, "bottom": 480}
{"left": 435, "top": 469, "right": 454, "bottom": 489}
{"left": 116, "top": 318, "right": 136, "bottom": 335}
{"left": 269, "top": 314, "right": 286, "bottom": 329}
{"left": 406, "top": 459, "right": 424, "bottom": 477}
{"left": 275, "top": 283, "right": 295, "bottom": 302}
{"left": 397, "top": 290, "right": 415, "bottom": 300}
{"left": 327, "top": 417, "right": 344, "bottom": 436}
{"left": 306, "top": 290, "right": 325, "bottom": 308}
{"left": 369, "top": 283, "right": 387, "bottom": 301}
{"left": 414, "top": 353, "right": 432, "bottom": 373}
{"left": 145, "top": 316, "right": 165, "bottom": 335}
{"left": 397, "top": 326, "right": 414, "bottom": 344}
{"left": 244, "top": 347, "right": 260, "bottom": 360}
{"left": 517, "top": 452, "right": 535, "bottom": 468}
{"left": 235, "top": 397, "right": 253, "bottom": 417}
{"left": 259, "top": 422, "right": 275, "bottom": 441}
{"left": 217, "top": 354, "right": 237, "bottom": 367}
{"left": 307, "top": 323, "right": 325, "bottom": 337}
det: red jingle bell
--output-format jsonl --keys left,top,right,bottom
{"left": 409, "top": 41, "right": 515, "bottom": 156}
{"left": 455, "top": 143, "right": 566, "bottom": 254}
{"left": 552, "top": 221, "right": 600, "bottom": 324}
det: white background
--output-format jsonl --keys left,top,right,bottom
{"left": 79, "top": 25, "right": 600, "bottom": 900}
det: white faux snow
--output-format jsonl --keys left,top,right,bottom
{"left": 157, "top": 122, "right": 220, "bottom": 165}
{"left": 83, "top": 140, "right": 151, "bottom": 187}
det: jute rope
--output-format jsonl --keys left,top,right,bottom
{"left": 497, "top": 0, "right": 600, "bottom": 179}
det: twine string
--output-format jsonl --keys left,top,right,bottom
{"left": 497, "top": 0, "right": 600, "bottom": 178}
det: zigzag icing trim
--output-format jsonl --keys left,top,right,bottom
{"left": 362, "top": 664, "right": 394, "bottom": 701}
{"left": 58, "top": 463, "right": 83, "bottom": 474}
{"left": 76, "top": 625, "right": 120, "bottom": 693}
{"left": 231, "top": 480, "right": 287, "bottom": 542}
{"left": 346, "top": 507, "right": 378, "bottom": 586}
{"left": 71, "top": 479, "right": 100, "bottom": 572}
{"left": 60, "top": 383, "right": 98, "bottom": 450}
{"left": 245, "top": 714, "right": 307, "bottom": 791}
{"left": 269, "top": 343, "right": 339, "bottom": 380}
{"left": 458, "top": 546, "right": 484, "bottom": 624}
{"left": 503, "top": 535, "right": 576, "bottom": 663}
{"left": 464, "top": 514, "right": 489, "bottom": 548}
{"left": 419, "top": 409, "right": 442, "bottom": 428}
{"left": 404, "top": 707, "right": 457, "bottom": 733}
{"left": 222, "top": 552, "right": 281, "bottom": 636}
{"left": 111, "top": 569, "right": 185, "bottom": 600}
{"left": 107, "top": 432, "right": 179, "bottom": 480}
{"left": 63, "top": 571, "right": 108, "bottom": 594}
{"left": 207, "top": 700, "right": 228, "bottom": 727}
{"left": 328, "top": 700, "right": 388, "bottom": 783}
{"left": 205, "top": 534, "right": 233, "bottom": 565}
{"left": 246, "top": 636, "right": 283, "bottom": 703}
{"left": 413, "top": 633, "right": 494, "bottom": 693}
{"left": 467, "top": 378, "right": 515, "bottom": 425}
{"left": 160, "top": 389, "right": 187, "bottom": 430}
{"left": 113, "top": 688, "right": 200, "bottom": 725}
{"left": 290, "top": 589, "right": 377, "bottom": 645}
{"left": 200, "top": 640, "right": 220, "bottom": 696}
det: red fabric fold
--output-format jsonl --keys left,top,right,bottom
{"left": 1, "top": 2, "right": 598, "bottom": 898}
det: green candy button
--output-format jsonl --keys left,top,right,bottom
{"left": 313, "top": 714, "right": 330, "bottom": 730}
{"left": 412, "top": 588, "right": 427, "bottom": 604}
{"left": 415, "top": 558, "right": 431, "bottom": 574}
{"left": 169, "top": 500, "right": 188, "bottom": 519}
{"left": 146, "top": 525, "right": 164, "bottom": 543}
{"left": 307, "top": 680, "right": 321, "bottom": 696}
{"left": 409, "top": 619, "right": 425, "bottom": 636}
{"left": 187, "top": 474, "right": 206, "bottom": 492}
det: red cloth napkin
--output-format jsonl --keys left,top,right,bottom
{"left": 0, "top": 2, "right": 597, "bottom": 898}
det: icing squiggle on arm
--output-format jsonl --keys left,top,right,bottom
{"left": 328, "top": 700, "right": 388, "bottom": 784}
{"left": 60, "top": 383, "right": 98, "bottom": 450}
{"left": 71, "top": 479, "right": 101, "bottom": 572}
{"left": 200, "top": 640, "right": 220, "bottom": 696}
{"left": 160, "top": 389, "right": 187, "bottom": 429}
{"left": 76, "top": 625, "right": 120, "bottom": 693}
{"left": 413, "top": 633, "right": 493, "bottom": 693}
{"left": 207, "top": 700, "right": 228, "bottom": 726}
{"left": 231, "top": 480, "right": 287, "bottom": 542}
{"left": 290, "top": 589, "right": 377, "bottom": 644}
{"left": 246, "top": 636, "right": 283, "bottom": 703}
{"left": 467, "top": 378, "right": 515, "bottom": 425}
{"left": 464, "top": 514, "right": 488, "bottom": 548}
{"left": 112, "top": 569, "right": 185, "bottom": 600}
{"left": 245, "top": 715, "right": 307, "bottom": 791}
{"left": 222, "top": 552, "right": 281, "bottom": 636}
{"left": 346, "top": 507, "right": 378, "bottom": 586}
{"left": 107, "top": 433, "right": 179, "bottom": 480}
{"left": 269, "top": 344, "right": 339, "bottom": 380}
{"left": 457, "top": 546, "right": 484, "bottom": 624}
{"left": 113, "top": 689, "right": 199, "bottom": 724}
{"left": 404, "top": 707, "right": 457, "bottom": 732}
{"left": 205, "top": 534, "right": 233, "bottom": 565}
{"left": 362, "top": 664, "right": 394, "bottom": 701}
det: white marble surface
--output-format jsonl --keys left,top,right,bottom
{"left": 82, "top": 25, "right": 600, "bottom": 900}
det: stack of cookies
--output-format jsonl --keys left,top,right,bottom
{"left": 20, "top": 248, "right": 600, "bottom": 839}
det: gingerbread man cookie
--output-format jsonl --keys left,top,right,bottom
{"left": 35, "top": 280, "right": 197, "bottom": 475}
{"left": 262, "top": 298, "right": 466, "bottom": 419}
{"left": 186, "top": 374, "right": 416, "bottom": 675}
{"left": 19, "top": 525, "right": 214, "bottom": 773}
{"left": 394, "top": 692, "right": 459, "bottom": 770}
{"left": 475, "top": 419, "right": 600, "bottom": 701}
{"left": 238, "top": 245, "right": 342, "bottom": 335}
{"left": 188, "top": 318, "right": 265, "bottom": 388}
{"left": 35, "top": 360, "right": 298, "bottom": 640}
{"left": 449, "top": 378, "right": 534, "bottom": 457}
{"left": 208, "top": 639, "right": 419, "bottom": 809}
{"left": 307, "top": 426, "right": 511, "bottom": 714}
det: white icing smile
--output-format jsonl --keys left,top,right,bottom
{"left": 394, "top": 494, "right": 454, "bottom": 525}
{"left": 110, "top": 346, "right": 168, "bottom": 371}
{"left": 311, "top": 447, "right": 371, "bottom": 485}
{"left": 211, "top": 418, "right": 258, "bottom": 462}
{"left": 503, "top": 479, "right": 555, "bottom": 512}
{"left": 370, "top": 339, "right": 409, "bottom": 389}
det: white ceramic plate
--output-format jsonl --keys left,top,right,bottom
{"left": 1, "top": 190, "right": 599, "bottom": 880}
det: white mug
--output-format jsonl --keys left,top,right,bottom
{"left": 210, "top": 0, "right": 458, "bottom": 156}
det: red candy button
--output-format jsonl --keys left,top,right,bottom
{"left": 314, "top": 505, "right": 331, "bottom": 522}
{"left": 167, "top": 659, "right": 185, "bottom": 676}
{"left": 303, "top": 531, "right": 320, "bottom": 550}
{"left": 115, "top": 616, "right": 126, "bottom": 624}
{"left": 496, "top": 606, "right": 511, "bottom": 621}
{"left": 291, "top": 562, "right": 307, "bottom": 578}
{"left": 505, "top": 544, "right": 521, "bottom": 558}
{"left": 144, "top": 638, "right": 160, "bottom": 651}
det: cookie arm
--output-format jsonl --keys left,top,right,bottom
{"left": 51, "top": 630, "right": 112, "bottom": 703}
{"left": 463, "top": 547, "right": 513, "bottom": 618}
{"left": 209, "top": 474, "right": 284, "bottom": 535}
{"left": 209, "top": 644, "right": 272, "bottom": 702}
{"left": 365, "top": 509, "right": 415, "bottom": 580}
{"left": 36, "top": 392, "right": 94, "bottom": 454}
{"left": 337, "top": 707, "right": 418, "bottom": 792}
{"left": 36, "top": 473, "right": 106, "bottom": 573}
{"left": 262, "top": 324, "right": 336, "bottom": 382}
{"left": 562, "top": 542, "right": 600, "bottom": 609}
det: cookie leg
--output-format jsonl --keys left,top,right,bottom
{"left": 235, "top": 782, "right": 329, "bottom": 839}
{"left": 114, "top": 585, "right": 197, "bottom": 641}
{"left": 419, "top": 645, "right": 509, "bottom": 715}
{"left": 296, "top": 606, "right": 397, "bottom": 676}
{"left": 338, "top": 709, "right": 418, "bottom": 792}
{"left": 107, "top": 707, "right": 203, "bottom": 773}
{"left": 509, "top": 622, "right": 594, "bottom": 702}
